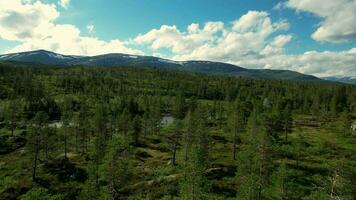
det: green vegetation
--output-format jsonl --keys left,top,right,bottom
{"left": 0, "top": 64, "right": 355, "bottom": 200}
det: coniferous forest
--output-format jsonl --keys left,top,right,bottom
{"left": 0, "top": 64, "right": 356, "bottom": 200}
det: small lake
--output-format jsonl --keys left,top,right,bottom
{"left": 48, "top": 116, "right": 175, "bottom": 129}
{"left": 161, "top": 115, "right": 175, "bottom": 127}
{"left": 48, "top": 122, "right": 75, "bottom": 128}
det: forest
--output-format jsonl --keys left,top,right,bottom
{"left": 0, "top": 63, "right": 355, "bottom": 200}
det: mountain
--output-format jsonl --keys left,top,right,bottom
{"left": 322, "top": 76, "right": 356, "bottom": 85}
{"left": 0, "top": 50, "right": 325, "bottom": 82}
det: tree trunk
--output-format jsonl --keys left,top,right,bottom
{"left": 75, "top": 127, "right": 78, "bottom": 153}
{"left": 233, "top": 129, "right": 237, "bottom": 160}
{"left": 330, "top": 171, "right": 338, "bottom": 200}
{"left": 64, "top": 134, "right": 68, "bottom": 160}
{"left": 11, "top": 111, "right": 15, "bottom": 137}
{"left": 45, "top": 142, "right": 49, "bottom": 160}
{"left": 32, "top": 142, "right": 40, "bottom": 182}
{"left": 172, "top": 143, "right": 177, "bottom": 166}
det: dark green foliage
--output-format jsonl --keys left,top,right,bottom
{"left": 180, "top": 107, "right": 210, "bottom": 199}
{"left": 0, "top": 64, "right": 355, "bottom": 200}
{"left": 21, "top": 187, "right": 64, "bottom": 200}
{"left": 236, "top": 115, "right": 275, "bottom": 200}
{"left": 131, "top": 116, "right": 142, "bottom": 145}
{"left": 0, "top": 134, "right": 26, "bottom": 154}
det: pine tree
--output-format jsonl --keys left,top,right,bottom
{"left": 282, "top": 106, "right": 293, "bottom": 143}
{"left": 183, "top": 111, "right": 195, "bottom": 163}
{"left": 131, "top": 116, "right": 142, "bottom": 145}
{"left": 227, "top": 101, "right": 246, "bottom": 160}
{"left": 28, "top": 111, "right": 49, "bottom": 182}
{"left": 172, "top": 91, "right": 186, "bottom": 119}
{"left": 118, "top": 108, "right": 130, "bottom": 136}
{"left": 61, "top": 97, "right": 73, "bottom": 160}
{"left": 100, "top": 136, "right": 132, "bottom": 199}
{"left": 180, "top": 107, "right": 209, "bottom": 199}
{"left": 339, "top": 112, "right": 351, "bottom": 137}
{"left": 236, "top": 113, "right": 274, "bottom": 200}
{"left": 167, "top": 119, "right": 182, "bottom": 166}
{"left": 79, "top": 162, "right": 100, "bottom": 200}
{"left": 268, "top": 161, "right": 290, "bottom": 200}
{"left": 93, "top": 103, "right": 109, "bottom": 162}
{"left": 6, "top": 98, "right": 21, "bottom": 137}
{"left": 78, "top": 99, "right": 90, "bottom": 154}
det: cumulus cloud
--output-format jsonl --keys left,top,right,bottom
{"left": 0, "top": 0, "right": 58, "bottom": 41}
{"left": 0, "top": 0, "right": 142, "bottom": 56}
{"left": 134, "top": 21, "right": 224, "bottom": 54}
{"left": 261, "top": 34, "right": 293, "bottom": 55}
{"left": 133, "top": 10, "right": 356, "bottom": 77}
{"left": 134, "top": 11, "right": 291, "bottom": 62}
{"left": 59, "top": 0, "right": 70, "bottom": 9}
{"left": 283, "top": 0, "right": 356, "bottom": 43}
{"left": 236, "top": 48, "right": 356, "bottom": 77}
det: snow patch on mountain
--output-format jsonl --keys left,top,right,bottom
{"left": 158, "top": 58, "right": 182, "bottom": 65}
{"left": 122, "top": 55, "right": 139, "bottom": 59}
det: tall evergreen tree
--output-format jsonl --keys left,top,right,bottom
{"left": 100, "top": 136, "right": 132, "bottom": 199}
{"left": 61, "top": 97, "right": 73, "bottom": 160}
{"left": 180, "top": 107, "right": 209, "bottom": 199}
{"left": 282, "top": 106, "right": 293, "bottom": 143}
{"left": 167, "top": 119, "right": 182, "bottom": 166}
{"left": 339, "top": 112, "right": 352, "bottom": 137}
{"left": 172, "top": 91, "right": 186, "bottom": 119}
{"left": 28, "top": 111, "right": 49, "bottom": 182}
{"left": 227, "top": 101, "right": 246, "bottom": 160}
{"left": 236, "top": 113, "right": 274, "bottom": 200}
{"left": 131, "top": 116, "right": 142, "bottom": 145}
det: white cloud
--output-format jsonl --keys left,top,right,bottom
{"left": 271, "top": 34, "right": 293, "bottom": 47}
{"left": 134, "top": 11, "right": 290, "bottom": 62}
{"left": 7, "top": 31, "right": 143, "bottom": 56}
{"left": 241, "top": 48, "right": 356, "bottom": 77}
{"left": 0, "top": 0, "right": 142, "bottom": 56}
{"left": 133, "top": 10, "right": 356, "bottom": 77}
{"left": 261, "top": 34, "right": 293, "bottom": 55}
{"left": 86, "top": 24, "right": 94, "bottom": 34}
{"left": 283, "top": 0, "right": 356, "bottom": 43}
{"left": 0, "top": 1, "right": 354, "bottom": 77}
{"left": 59, "top": 0, "right": 70, "bottom": 9}
{"left": 0, "top": 0, "right": 59, "bottom": 41}
{"left": 134, "top": 21, "right": 224, "bottom": 55}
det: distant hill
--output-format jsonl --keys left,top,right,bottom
{"left": 0, "top": 50, "right": 326, "bottom": 82}
{"left": 322, "top": 76, "right": 356, "bottom": 85}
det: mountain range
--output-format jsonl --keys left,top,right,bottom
{"left": 322, "top": 76, "right": 356, "bottom": 85}
{"left": 0, "top": 50, "right": 351, "bottom": 84}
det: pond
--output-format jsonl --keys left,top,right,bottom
{"left": 48, "top": 122, "right": 75, "bottom": 128}
{"left": 161, "top": 115, "right": 175, "bottom": 127}
{"left": 48, "top": 116, "right": 175, "bottom": 129}
{"left": 48, "top": 121, "right": 63, "bottom": 128}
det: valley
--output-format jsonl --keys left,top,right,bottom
{"left": 0, "top": 64, "right": 355, "bottom": 199}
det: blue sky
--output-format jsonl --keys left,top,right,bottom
{"left": 0, "top": 0, "right": 355, "bottom": 77}
{"left": 57, "top": 0, "right": 354, "bottom": 53}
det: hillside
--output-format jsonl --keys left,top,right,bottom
{"left": 0, "top": 50, "right": 325, "bottom": 82}
{"left": 323, "top": 76, "right": 356, "bottom": 85}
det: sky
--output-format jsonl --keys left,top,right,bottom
{"left": 0, "top": 0, "right": 355, "bottom": 77}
